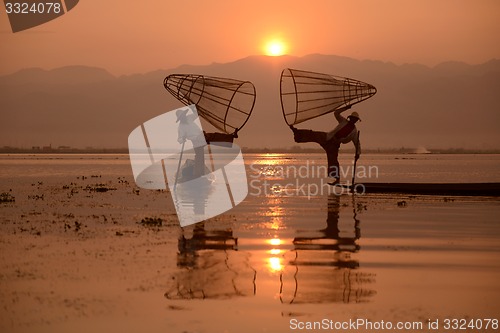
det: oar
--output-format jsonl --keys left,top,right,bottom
{"left": 174, "top": 141, "right": 186, "bottom": 191}
{"left": 351, "top": 131, "right": 360, "bottom": 193}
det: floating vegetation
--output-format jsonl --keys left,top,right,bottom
{"left": 117, "top": 177, "right": 129, "bottom": 185}
{"left": 0, "top": 192, "right": 15, "bottom": 203}
{"left": 84, "top": 184, "right": 117, "bottom": 193}
{"left": 28, "top": 194, "right": 44, "bottom": 200}
{"left": 74, "top": 221, "right": 82, "bottom": 232}
{"left": 356, "top": 202, "right": 368, "bottom": 212}
{"left": 64, "top": 221, "right": 84, "bottom": 232}
{"left": 139, "top": 217, "right": 163, "bottom": 227}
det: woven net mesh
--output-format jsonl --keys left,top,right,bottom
{"left": 164, "top": 74, "right": 256, "bottom": 134}
{"left": 280, "top": 68, "right": 377, "bottom": 126}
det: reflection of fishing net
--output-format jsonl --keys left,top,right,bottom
{"left": 280, "top": 251, "right": 376, "bottom": 304}
{"left": 280, "top": 68, "right": 377, "bottom": 126}
{"left": 164, "top": 74, "right": 256, "bottom": 135}
{"left": 165, "top": 250, "right": 256, "bottom": 300}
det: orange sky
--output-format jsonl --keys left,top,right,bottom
{"left": 1, "top": 0, "right": 499, "bottom": 75}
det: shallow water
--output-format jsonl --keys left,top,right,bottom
{"left": 1, "top": 152, "right": 500, "bottom": 182}
{"left": 246, "top": 152, "right": 500, "bottom": 183}
{"left": 0, "top": 153, "right": 499, "bottom": 333}
{"left": 166, "top": 193, "right": 500, "bottom": 332}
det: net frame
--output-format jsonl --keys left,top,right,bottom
{"left": 164, "top": 74, "right": 256, "bottom": 135}
{"left": 280, "top": 68, "right": 377, "bottom": 126}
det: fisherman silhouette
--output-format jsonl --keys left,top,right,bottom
{"left": 290, "top": 105, "right": 361, "bottom": 185}
{"left": 176, "top": 108, "right": 206, "bottom": 179}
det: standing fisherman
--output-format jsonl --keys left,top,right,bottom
{"left": 176, "top": 108, "right": 206, "bottom": 179}
{"left": 291, "top": 106, "right": 361, "bottom": 185}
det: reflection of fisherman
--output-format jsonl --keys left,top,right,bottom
{"left": 293, "top": 194, "right": 360, "bottom": 254}
{"left": 290, "top": 106, "right": 361, "bottom": 185}
{"left": 165, "top": 223, "right": 256, "bottom": 300}
{"left": 176, "top": 108, "right": 206, "bottom": 178}
{"left": 324, "top": 194, "right": 360, "bottom": 252}
{"left": 283, "top": 194, "right": 368, "bottom": 304}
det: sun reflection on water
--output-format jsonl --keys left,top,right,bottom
{"left": 266, "top": 238, "right": 285, "bottom": 273}
{"left": 268, "top": 249, "right": 282, "bottom": 255}
{"left": 268, "top": 238, "right": 281, "bottom": 246}
{"left": 267, "top": 256, "right": 284, "bottom": 273}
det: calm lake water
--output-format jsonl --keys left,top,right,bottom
{"left": 1, "top": 152, "right": 500, "bottom": 182}
{"left": 1, "top": 153, "right": 499, "bottom": 333}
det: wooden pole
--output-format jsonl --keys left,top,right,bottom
{"left": 174, "top": 141, "right": 185, "bottom": 191}
{"left": 351, "top": 131, "right": 360, "bottom": 192}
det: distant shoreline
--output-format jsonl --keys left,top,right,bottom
{"left": 1, "top": 147, "right": 500, "bottom": 154}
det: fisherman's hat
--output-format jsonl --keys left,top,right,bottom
{"left": 348, "top": 111, "right": 361, "bottom": 121}
{"left": 176, "top": 108, "right": 189, "bottom": 122}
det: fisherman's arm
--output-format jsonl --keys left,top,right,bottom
{"left": 334, "top": 105, "right": 352, "bottom": 122}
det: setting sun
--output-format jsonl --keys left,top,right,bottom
{"left": 264, "top": 39, "right": 287, "bottom": 56}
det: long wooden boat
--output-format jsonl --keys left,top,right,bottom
{"left": 342, "top": 183, "right": 500, "bottom": 196}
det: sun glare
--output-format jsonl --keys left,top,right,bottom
{"left": 265, "top": 40, "right": 287, "bottom": 56}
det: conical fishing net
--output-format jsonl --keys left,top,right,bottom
{"left": 280, "top": 68, "right": 377, "bottom": 126}
{"left": 164, "top": 74, "right": 256, "bottom": 135}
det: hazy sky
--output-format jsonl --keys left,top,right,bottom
{"left": 1, "top": 0, "right": 499, "bottom": 75}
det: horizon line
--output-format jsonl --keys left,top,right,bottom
{"left": 1, "top": 53, "right": 499, "bottom": 77}
{"left": 1, "top": 146, "right": 500, "bottom": 154}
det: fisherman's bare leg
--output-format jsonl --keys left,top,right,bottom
{"left": 204, "top": 132, "right": 235, "bottom": 144}
{"left": 193, "top": 145, "right": 205, "bottom": 177}
{"left": 325, "top": 144, "right": 340, "bottom": 179}
{"left": 291, "top": 127, "right": 342, "bottom": 184}
{"left": 322, "top": 140, "right": 341, "bottom": 184}
{"left": 291, "top": 128, "right": 327, "bottom": 145}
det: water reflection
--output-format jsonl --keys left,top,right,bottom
{"left": 164, "top": 223, "right": 257, "bottom": 300}
{"left": 280, "top": 194, "right": 376, "bottom": 304}
{"left": 164, "top": 194, "right": 376, "bottom": 305}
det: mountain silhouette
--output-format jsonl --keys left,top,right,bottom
{"left": 1, "top": 55, "right": 499, "bottom": 149}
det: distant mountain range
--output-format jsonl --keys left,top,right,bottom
{"left": 1, "top": 54, "right": 499, "bottom": 150}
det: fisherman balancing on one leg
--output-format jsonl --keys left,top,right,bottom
{"left": 290, "top": 105, "right": 361, "bottom": 185}
{"left": 176, "top": 108, "right": 207, "bottom": 180}
{"left": 176, "top": 106, "right": 236, "bottom": 182}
